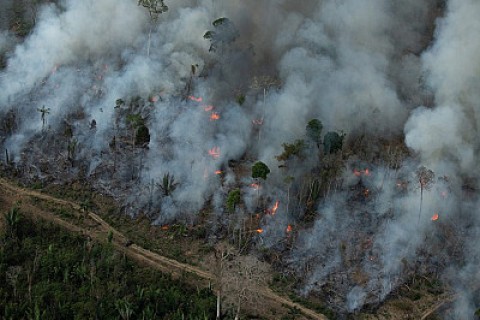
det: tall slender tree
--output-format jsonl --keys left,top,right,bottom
{"left": 137, "top": 0, "right": 168, "bottom": 56}
{"left": 416, "top": 166, "right": 434, "bottom": 221}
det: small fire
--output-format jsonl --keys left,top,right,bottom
{"left": 161, "top": 225, "right": 169, "bottom": 230}
{"left": 210, "top": 112, "right": 220, "bottom": 120}
{"left": 252, "top": 119, "right": 264, "bottom": 125}
{"left": 215, "top": 170, "right": 223, "bottom": 175}
{"left": 353, "top": 168, "right": 371, "bottom": 176}
{"left": 272, "top": 201, "right": 279, "bottom": 215}
{"left": 250, "top": 183, "right": 260, "bottom": 190}
{"left": 203, "top": 105, "right": 214, "bottom": 112}
{"left": 208, "top": 147, "right": 220, "bottom": 159}
{"left": 256, "top": 229, "right": 264, "bottom": 234}
{"left": 149, "top": 95, "right": 160, "bottom": 103}
{"left": 188, "top": 95, "right": 203, "bottom": 102}
{"left": 396, "top": 180, "right": 408, "bottom": 189}
{"left": 431, "top": 213, "right": 439, "bottom": 221}
{"left": 364, "top": 189, "right": 370, "bottom": 197}
{"left": 286, "top": 225, "right": 293, "bottom": 233}
{"left": 266, "top": 201, "right": 280, "bottom": 215}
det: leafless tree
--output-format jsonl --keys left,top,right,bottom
{"left": 250, "top": 75, "right": 281, "bottom": 141}
{"left": 213, "top": 244, "right": 268, "bottom": 319}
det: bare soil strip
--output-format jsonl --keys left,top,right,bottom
{"left": 0, "top": 178, "right": 327, "bottom": 320}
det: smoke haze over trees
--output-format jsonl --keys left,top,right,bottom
{"left": 1, "top": 0, "right": 480, "bottom": 318}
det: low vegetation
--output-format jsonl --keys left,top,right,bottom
{"left": 0, "top": 208, "right": 216, "bottom": 319}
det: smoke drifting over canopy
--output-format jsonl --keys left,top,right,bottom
{"left": 1, "top": 0, "right": 479, "bottom": 317}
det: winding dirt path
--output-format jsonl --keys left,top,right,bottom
{"left": 0, "top": 178, "right": 327, "bottom": 320}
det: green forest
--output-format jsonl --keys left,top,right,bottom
{"left": 0, "top": 207, "right": 216, "bottom": 320}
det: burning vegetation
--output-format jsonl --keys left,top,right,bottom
{"left": 0, "top": 0, "right": 479, "bottom": 319}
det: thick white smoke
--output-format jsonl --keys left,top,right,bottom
{"left": 0, "top": 0, "right": 479, "bottom": 317}
{"left": 405, "top": 0, "right": 480, "bottom": 317}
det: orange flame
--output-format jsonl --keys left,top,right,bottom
{"left": 203, "top": 105, "right": 214, "bottom": 112}
{"left": 266, "top": 201, "right": 279, "bottom": 215}
{"left": 256, "top": 229, "right": 264, "bottom": 234}
{"left": 161, "top": 225, "right": 169, "bottom": 230}
{"left": 188, "top": 95, "right": 203, "bottom": 102}
{"left": 252, "top": 119, "right": 264, "bottom": 125}
{"left": 431, "top": 213, "right": 439, "bottom": 221}
{"left": 210, "top": 112, "right": 220, "bottom": 120}
{"left": 364, "top": 189, "right": 370, "bottom": 197}
{"left": 271, "top": 201, "right": 279, "bottom": 215}
{"left": 250, "top": 183, "right": 260, "bottom": 190}
{"left": 286, "top": 225, "right": 293, "bottom": 233}
{"left": 149, "top": 95, "right": 160, "bottom": 102}
{"left": 353, "top": 168, "right": 371, "bottom": 176}
{"left": 208, "top": 147, "right": 220, "bottom": 159}
{"left": 215, "top": 170, "right": 223, "bottom": 175}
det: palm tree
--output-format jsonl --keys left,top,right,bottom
{"left": 115, "top": 298, "right": 133, "bottom": 320}
{"left": 157, "top": 172, "right": 178, "bottom": 196}
{"left": 4, "top": 206, "right": 21, "bottom": 239}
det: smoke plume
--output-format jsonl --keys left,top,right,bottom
{"left": 1, "top": 0, "right": 479, "bottom": 317}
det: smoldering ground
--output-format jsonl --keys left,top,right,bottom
{"left": 1, "top": 0, "right": 479, "bottom": 317}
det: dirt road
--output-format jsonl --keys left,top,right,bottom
{"left": 0, "top": 178, "right": 327, "bottom": 320}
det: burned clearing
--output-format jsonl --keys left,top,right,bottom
{"left": 1, "top": 0, "right": 480, "bottom": 319}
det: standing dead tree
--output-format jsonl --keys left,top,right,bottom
{"left": 213, "top": 244, "right": 232, "bottom": 320}
{"left": 250, "top": 76, "right": 281, "bottom": 141}
{"left": 226, "top": 255, "right": 266, "bottom": 320}
{"left": 416, "top": 166, "right": 435, "bottom": 222}
{"left": 37, "top": 106, "right": 50, "bottom": 131}
{"left": 213, "top": 244, "right": 267, "bottom": 320}
{"left": 137, "top": 0, "right": 168, "bottom": 56}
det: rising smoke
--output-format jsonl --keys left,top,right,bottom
{"left": 0, "top": 0, "right": 479, "bottom": 317}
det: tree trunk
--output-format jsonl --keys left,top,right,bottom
{"left": 256, "top": 179, "right": 260, "bottom": 208}
{"left": 216, "top": 293, "right": 221, "bottom": 320}
{"left": 147, "top": 24, "right": 152, "bottom": 56}
{"left": 418, "top": 187, "right": 423, "bottom": 222}
{"left": 234, "top": 293, "right": 242, "bottom": 320}
{"left": 286, "top": 185, "right": 290, "bottom": 214}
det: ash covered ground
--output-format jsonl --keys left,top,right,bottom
{"left": 1, "top": 0, "right": 480, "bottom": 318}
